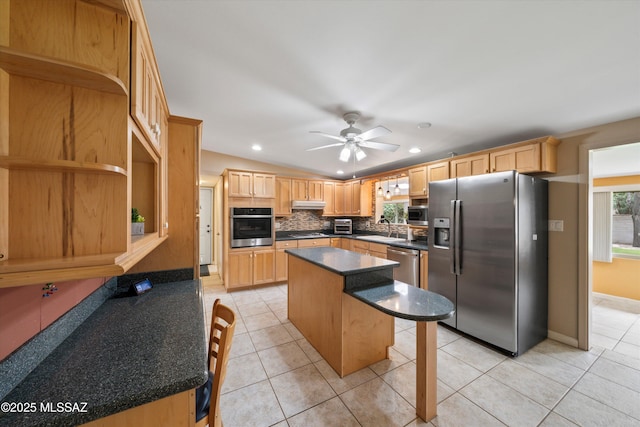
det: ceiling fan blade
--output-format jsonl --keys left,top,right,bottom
{"left": 309, "top": 131, "right": 346, "bottom": 142}
{"left": 306, "top": 142, "right": 345, "bottom": 151}
{"left": 357, "top": 125, "right": 391, "bottom": 141}
{"left": 358, "top": 140, "right": 400, "bottom": 152}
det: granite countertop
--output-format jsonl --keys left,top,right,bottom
{"left": 0, "top": 280, "right": 208, "bottom": 427}
{"left": 276, "top": 230, "right": 429, "bottom": 251}
{"left": 347, "top": 281, "right": 455, "bottom": 322}
{"left": 285, "top": 247, "right": 399, "bottom": 276}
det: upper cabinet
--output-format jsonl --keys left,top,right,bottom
{"left": 227, "top": 170, "right": 275, "bottom": 199}
{"left": 489, "top": 136, "right": 560, "bottom": 174}
{"left": 451, "top": 154, "right": 490, "bottom": 178}
{"left": 408, "top": 166, "right": 428, "bottom": 197}
{"left": 291, "top": 179, "right": 323, "bottom": 201}
{"left": 0, "top": 0, "right": 169, "bottom": 287}
{"left": 275, "top": 177, "right": 292, "bottom": 216}
{"left": 131, "top": 21, "right": 167, "bottom": 153}
{"left": 427, "top": 161, "right": 450, "bottom": 183}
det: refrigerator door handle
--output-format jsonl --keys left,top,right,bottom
{"left": 454, "top": 199, "right": 462, "bottom": 275}
{"left": 450, "top": 200, "right": 456, "bottom": 274}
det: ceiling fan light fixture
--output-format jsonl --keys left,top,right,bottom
{"left": 339, "top": 146, "right": 351, "bottom": 162}
{"left": 355, "top": 147, "right": 367, "bottom": 161}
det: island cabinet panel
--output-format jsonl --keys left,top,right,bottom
{"left": 287, "top": 255, "right": 394, "bottom": 377}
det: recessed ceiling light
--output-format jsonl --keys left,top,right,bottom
{"left": 409, "top": 147, "right": 422, "bottom": 154}
{"left": 417, "top": 122, "right": 431, "bottom": 129}
{"left": 251, "top": 144, "right": 262, "bottom": 151}
{"left": 336, "top": 170, "right": 344, "bottom": 175}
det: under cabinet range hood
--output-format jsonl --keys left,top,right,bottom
{"left": 291, "top": 200, "right": 326, "bottom": 209}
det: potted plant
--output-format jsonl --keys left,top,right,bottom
{"left": 131, "top": 208, "right": 145, "bottom": 235}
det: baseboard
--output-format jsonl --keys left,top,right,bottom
{"left": 547, "top": 330, "right": 579, "bottom": 348}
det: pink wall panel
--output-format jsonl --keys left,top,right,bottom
{"left": 0, "top": 277, "right": 107, "bottom": 361}
{"left": 0, "top": 284, "right": 42, "bottom": 360}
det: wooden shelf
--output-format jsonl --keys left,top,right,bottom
{"left": 0, "top": 46, "right": 128, "bottom": 95}
{"left": 0, "top": 234, "right": 167, "bottom": 288}
{"left": 0, "top": 156, "right": 127, "bottom": 175}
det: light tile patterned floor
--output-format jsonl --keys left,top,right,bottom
{"left": 201, "top": 273, "right": 640, "bottom": 427}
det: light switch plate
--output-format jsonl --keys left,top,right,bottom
{"left": 548, "top": 220, "right": 564, "bottom": 232}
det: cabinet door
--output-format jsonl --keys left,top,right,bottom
{"left": 297, "top": 238, "right": 330, "bottom": 248}
{"left": 409, "top": 166, "right": 427, "bottom": 196}
{"left": 350, "top": 240, "right": 369, "bottom": 254}
{"left": 308, "top": 180, "right": 324, "bottom": 201}
{"left": 357, "top": 181, "right": 372, "bottom": 216}
{"left": 368, "top": 242, "right": 387, "bottom": 259}
{"left": 227, "top": 251, "right": 253, "bottom": 288}
{"left": 253, "top": 173, "right": 276, "bottom": 198}
{"left": 253, "top": 249, "right": 275, "bottom": 284}
{"left": 228, "top": 171, "right": 253, "bottom": 197}
{"left": 275, "top": 240, "right": 297, "bottom": 281}
{"left": 275, "top": 177, "right": 292, "bottom": 216}
{"left": 420, "top": 251, "right": 428, "bottom": 289}
{"left": 427, "top": 161, "right": 450, "bottom": 182}
{"left": 343, "top": 182, "right": 353, "bottom": 214}
{"left": 330, "top": 238, "right": 342, "bottom": 248}
{"left": 490, "top": 144, "right": 541, "bottom": 173}
{"left": 350, "top": 181, "right": 361, "bottom": 215}
{"left": 291, "top": 179, "right": 308, "bottom": 200}
{"left": 451, "top": 154, "right": 489, "bottom": 178}
{"left": 334, "top": 183, "right": 345, "bottom": 215}
{"left": 323, "top": 181, "right": 335, "bottom": 215}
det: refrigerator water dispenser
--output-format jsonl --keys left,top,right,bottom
{"left": 433, "top": 218, "right": 450, "bottom": 248}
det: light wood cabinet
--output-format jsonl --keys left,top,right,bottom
{"left": 350, "top": 240, "right": 387, "bottom": 258}
{"left": 409, "top": 166, "right": 428, "bottom": 197}
{"left": 334, "top": 183, "right": 346, "bottom": 215}
{"left": 426, "top": 161, "right": 450, "bottom": 183}
{"left": 0, "top": 0, "right": 168, "bottom": 287}
{"left": 420, "top": 250, "right": 428, "bottom": 290}
{"left": 131, "top": 21, "right": 167, "bottom": 153}
{"left": 489, "top": 137, "right": 560, "bottom": 174}
{"left": 291, "top": 179, "right": 323, "bottom": 201}
{"left": 227, "top": 247, "right": 275, "bottom": 289}
{"left": 297, "top": 238, "right": 331, "bottom": 248}
{"left": 275, "top": 177, "right": 292, "bottom": 216}
{"left": 451, "top": 154, "right": 490, "bottom": 177}
{"left": 490, "top": 144, "right": 540, "bottom": 173}
{"left": 343, "top": 180, "right": 372, "bottom": 216}
{"left": 227, "top": 171, "right": 275, "bottom": 199}
{"left": 330, "top": 238, "right": 342, "bottom": 248}
{"left": 323, "top": 181, "right": 336, "bottom": 215}
{"left": 275, "top": 240, "right": 297, "bottom": 282}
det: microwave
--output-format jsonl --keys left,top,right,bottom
{"left": 230, "top": 207, "right": 274, "bottom": 248}
{"left": 407, "top": 205, "right": 428, "bottom": 225}
{"left": 334, "top": 218, "right": 352, "bottom": 235}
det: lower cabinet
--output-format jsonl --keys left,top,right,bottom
{"left": 420, "top": 250, "right": 428, "bottom": 289}
{"left": 275, "top": 241, "right": 298, "bottom": 282}
{"left": 227, "top": 248, "right": 275, "bottom": 289}
{"left": 350, "top": 240, "right": 387, "bottom": 258}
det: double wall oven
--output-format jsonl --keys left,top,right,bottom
{"left": 230, "top": 207, "right": 274, "bottom": 248}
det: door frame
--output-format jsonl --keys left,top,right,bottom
{"left": 199, "top": 187, "right": 214, "bottom": 265}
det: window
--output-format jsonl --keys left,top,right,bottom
{"left": 374, "top": 177, "right": 409, "bottom": 224}
{"left": 612, "top": 191, "right": 640, "bottom": 257}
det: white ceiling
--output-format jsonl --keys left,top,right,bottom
{"left": 142, "top": 0, "right": 640, "bottom": 179}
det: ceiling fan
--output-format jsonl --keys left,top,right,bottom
{"left": 307, "top": 112, "right": 399, "bottom": 162}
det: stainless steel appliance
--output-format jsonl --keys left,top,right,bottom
{"left": 407, "top": 205, "right": 428, "bottom": 225}
{"left": 386, "top": 246, "right": 419, "bottom": 286}
{"left": 428, "top": 171, "right": 548, "bottom": 355}
{"left": 334, "top": 218, "right": 352, "bottom": 235}
{"left": 230, "top": 207, "right": 273, "bottom": 248}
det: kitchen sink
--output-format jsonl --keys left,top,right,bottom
{"left": 356, "top": 235, "right": 406, "bottom": 243}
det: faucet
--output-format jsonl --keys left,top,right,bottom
{"left": 379, "top": 216, "right": 391, "bottom": 237}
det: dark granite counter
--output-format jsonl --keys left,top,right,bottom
{"left": 0, "top": 280, "right": 208, "bottom": 427}
{"left": 348, "top": 281, "right": 455, "bottom": 322}
{"left": 285, "top": 247, "right": 398, "bottom": 276}
{"left": 276, "top": 230, "right": 428, "bottom": 251}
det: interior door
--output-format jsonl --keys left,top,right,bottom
{"left": 199, "top": 187, "right": 213, "bottom": 265}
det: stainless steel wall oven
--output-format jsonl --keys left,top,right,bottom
{"left": 230, "top": 207, "right": 274, "bottom": 248}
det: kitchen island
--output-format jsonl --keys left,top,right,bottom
{"left": 285, "top": 247, "right": 454, "bottom": 422}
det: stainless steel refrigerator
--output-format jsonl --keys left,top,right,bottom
{"left": 428, "top": 171, "right": 548, "bottom": 356}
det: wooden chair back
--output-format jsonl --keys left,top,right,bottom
{"left": 197, "top": 299, "right": 236, "bottom": 427}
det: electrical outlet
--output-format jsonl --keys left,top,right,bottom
{"left": 275, "top": 222, "right": 281, "bottom": 229}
